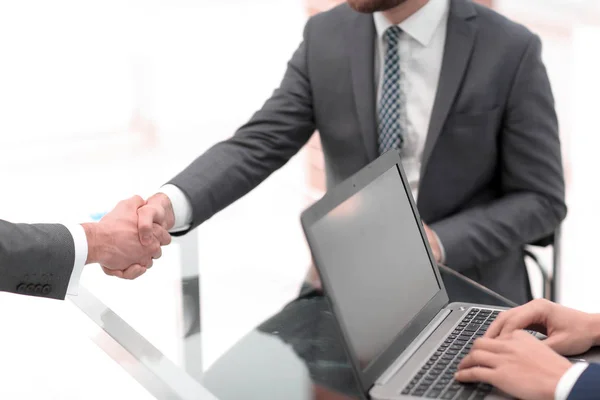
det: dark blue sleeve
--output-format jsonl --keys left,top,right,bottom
{"left": 568, "top": 363, "right": 600, "bottom": 400}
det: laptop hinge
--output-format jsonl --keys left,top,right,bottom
{"left": 375, "top": 309, "right": 452, "bottom": 386}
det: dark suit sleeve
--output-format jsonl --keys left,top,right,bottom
{"left": 0, "top": 220, "right": 75, "bottom": 300}
{"left": 168, "top": 22, "right": 316, "bottom": 232}
{"left": 431, "top": 34, "right": 567, "bottom": 271}
{"left": 567, "top": 364, "right": 600, "bottom": 400}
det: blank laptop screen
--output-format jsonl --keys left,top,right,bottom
{"left": 309, "top": 165, "right": 441, "bottom": 370}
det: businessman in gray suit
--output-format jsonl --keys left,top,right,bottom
{"left": 126, "top": 0, "right": 566, "bottom": 304}
{"left": 0, "top": 196, "right": 171, "bottom": 300}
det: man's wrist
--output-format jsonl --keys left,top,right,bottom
{"left": 430, "top": 229, "right": 445, "bottom": 264}
{"left": 588, "top": 314, "right": 600, "bottom": 346}
{"left": 148, "top": 192, "right": 175, "bottom": 231}
{"left": 158, "top": 184, "right": 193, "bottom": 232}
{"left": 82, "top": 222, "right": 108, "bottom": 265}
{"left": 555, "top": 363, "right": 589, "bottom": 400}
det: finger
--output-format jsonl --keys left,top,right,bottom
{"left": 138, "top": 206, "right": 161, "bottom": 245}
{"left": 118, "top": 195, "right": 145, "bottom": 211}
{"left": 495, "top": 300, "right": 552, "bottom": 338}
{"left": 484, "top": 314, "right": 506, "bottom": 338}
{"left": 101, "top": 266, "right": 124, "bottom": 278}
{"left": 122, "top": 265, "right": 148, "bottom": 280}
{"left": 496, "top": 309, "right": 544, "bottom": 338}
{"left": 485, "top": 310, "right": 512, "bottom": 338}
{"left": 152, "top": 246, "right": 163, "bottom": 260}
{"left": 458, "top": 350, "right": 501, "bottom": 370}
{"left": 511, "top": 329, "right": 536, "bottom": 340}
{"left": 455, "top": 367, "right": 496, "bottom": 384}
{"left": 472, "top": 337, "right": 510, "bottom": 353}
{"left": 542, "top": 332, "right": 571, "bottom": 352}
{"left": 152, "top": 224, "right": 172, "bottom": 246}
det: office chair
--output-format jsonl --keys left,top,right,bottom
{"left": 524, "top": 227, "right": 561, "bottom": 302}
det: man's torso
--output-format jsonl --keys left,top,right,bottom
{"left": 302, "top": 0, "right": 539, "bottom": 302}
{"left": 305, "top": 0, "right": 530, "bottom": 223}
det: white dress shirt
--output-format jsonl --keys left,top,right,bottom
{"left": 555, "top": 362, "right": 588, "bottom": 400}
{"left": 374, "top": 0, "right": 449, "bottom": 202}
{"left": 159, "top": 184, "right": 193, "bottom": 232}
{"left": 374, "top": 0, "right": 449, "bottom": 261}
{"left": 64, "top": 224, "right": 88, "bottom": 295}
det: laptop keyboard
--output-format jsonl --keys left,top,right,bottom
{"left": 400, "top": 308, "right": 500, "bottom": 399}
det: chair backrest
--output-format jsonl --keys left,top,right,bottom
{"left": 530, "top": 234, "right": 555, "bottom": 248}
{"left": 526, "top": 227, "right": 562, "bottom": 302}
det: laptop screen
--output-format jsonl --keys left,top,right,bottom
{"left": 308, "top": 164, "right": 441, "bottom": 370}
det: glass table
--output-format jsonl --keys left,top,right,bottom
{"left": 201, "top": 265, "right": 515, "bottom": 399}
{"left": 91, "top": 252, "right": 509, "bottom": 400}
{"left": 0, "top": 284, "right": 214, "bottom": 400}
{"left": 40, "top": 230, "right": 514, "bottom": 400}
{"left": 68, "top": 286, "right": 215, "bottom": 400}
{"left": 64, "top": 231, "right": 211, "bottom": 399}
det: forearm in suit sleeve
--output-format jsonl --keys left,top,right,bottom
{"left": 567, "top": 364, "right": 600, "bottom": 400}
{"left": 431, "top": 35, "right": 567, "bottom": 271}
{"left": 168, "top": 21, "right": 316, "bottom": 232}
{"left": 0, "top": 220, "right": 75, "bottom": 299}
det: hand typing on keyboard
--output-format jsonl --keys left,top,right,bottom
{"left": 455, "top": 330, "right": 571, "bottom": 400}
{"left": 401, "top": 308, "right": 499, "bottom": 399}
{"left": 484, "top": 299, "right": 600, "bottom": 356}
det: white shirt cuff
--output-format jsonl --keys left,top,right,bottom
{"left": 431, "top": 228, "right": 446, "bottom": 264}
{"left": 159, "top": 184, "right": 193, "bottom": 233}
{"left": 555, "top": 362, "right": 589, "bottom": 400}
{"left": 65, "top": 224, "right": 88, "bottom": 296}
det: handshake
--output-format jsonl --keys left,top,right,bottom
{"left": 81, "top": 193, "right": 176, "bottom": 280}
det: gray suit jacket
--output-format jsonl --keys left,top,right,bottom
{"left": 0, "top": 220, "right": 74, "bottom": 299}
{"left": 169, "top": 0, "right": 566, "bottom": 304}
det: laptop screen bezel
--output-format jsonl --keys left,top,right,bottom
{"left": 300, "top": 149, "right": 449, "bottom": 394}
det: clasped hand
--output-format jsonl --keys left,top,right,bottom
{"left": 83, "top": 193, "right": 176, "bottom": 280}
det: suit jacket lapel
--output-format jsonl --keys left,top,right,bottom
{"left": 420, "top": 0, "right": 478, "bottom": 176}
{"left": 348, "top": 13, "right": 378, "bottom": 162}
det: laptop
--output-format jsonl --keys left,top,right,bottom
{"left": 300, "top": 150, "right": 511, "bottom": 400}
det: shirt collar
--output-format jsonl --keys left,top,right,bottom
{"left": 373, "top": 0, "right": 449, "bottom": 47}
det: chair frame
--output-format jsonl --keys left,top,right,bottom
{"left": 524, "top": 227, "right": 561, "bottom": 302}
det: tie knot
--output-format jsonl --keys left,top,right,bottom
{"left": 383, "top": 26, "right": 402, "bottom": 46}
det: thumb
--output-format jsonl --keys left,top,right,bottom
{"left": 543, "top": 333, "right": 571, "bottom": 354}
{"left": 137, "top": 206, "right": 157, "bottom": 246}
{"left": 119, "top": 195, "right": 146, "bottom": 211}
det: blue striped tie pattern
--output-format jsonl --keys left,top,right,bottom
{"left": 378, "top": 26, "right": 405, "bottom": 154}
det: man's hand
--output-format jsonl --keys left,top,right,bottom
{"left": 83, "top": 196, "right": 172, "bottom": 279}
{"left": 137, "top": 193, "right": 176, "bottom": 246}
{"left": 423, "top": 223, "right": 442, "bottom": 263}
{"left": 456, "top": 331, "right": 572, "bottom": 400}
{"left": 485, "top": 299, "right": 600, "bottom": 356}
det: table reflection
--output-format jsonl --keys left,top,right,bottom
{"left": 203, "top": 266, "right": 516, "bottom": 399}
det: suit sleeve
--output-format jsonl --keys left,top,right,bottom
{"left": 0, "top": 220, "right": 75, "bottom": 299}
{"left": 167, "top": 22, "right": 316, "bottom": 233}
{"left": 567, "top": 363, "right": 600, "bottom": 400}
{"left": 431, "top": 34, "right": 567, "bottom": 271}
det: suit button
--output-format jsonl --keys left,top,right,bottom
{"left": 27, "top": 284, "right": 35, "bottom": 293}
{"left": 42, "top": 285, "right": 52, "bottom": 295}
{"left": 16, "top": 284, "right": 27, "bottom": 293}
{"left": 35, "top": 285, "right": 43, "bottom": 294}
